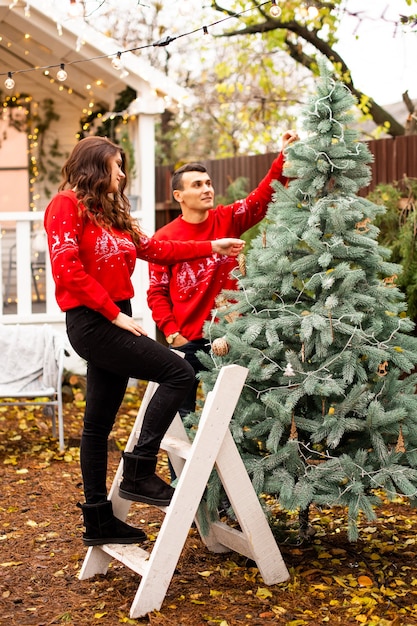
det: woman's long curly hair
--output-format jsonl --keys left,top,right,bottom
{"left": 59, "top": 135, "right": 142, "bottom": 246}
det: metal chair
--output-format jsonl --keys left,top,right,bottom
{"left": 0, "top": 323, "right": 69, "bottom": 451}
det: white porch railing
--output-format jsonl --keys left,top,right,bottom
{"left": 0, "top": 212, "right": 61, "bottom": 325}
{"left": 0, "top": 212, "right": 151, "bottom": 335}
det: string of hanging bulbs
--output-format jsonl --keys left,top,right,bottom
{"left": 1, "top": 0, "right": 281, "bottom": 90}
{"left": 2, "top": 0, "right": 407, "bottom": 91}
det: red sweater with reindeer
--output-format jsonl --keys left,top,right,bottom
{"left": 147, "top": 152, "right": 288, "bottom": 341}
{"left": 44, "top": 189, "right": 213, "bottom": 322}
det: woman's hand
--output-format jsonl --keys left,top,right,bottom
{"left": 211, "top": 238, "right": 245, "bottom": 257}
{"left": 112, "top": 312, "right": 148, "bottom": 336}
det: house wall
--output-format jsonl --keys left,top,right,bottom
{"left": 0, "top": 111, "right": 154, "bottom": 374}
{"left": 0, "top": 98, "right": 79, "bottom": 305}
{"left": 0, "top": 109, "right": 29, "bottom": 213}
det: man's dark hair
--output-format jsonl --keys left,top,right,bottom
{"left": 171, "top": 162, "right": 208, "bottom": 194}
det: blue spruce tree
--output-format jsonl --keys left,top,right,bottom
{"left": 196, "top": 63, "right": 417, "bottom": 540}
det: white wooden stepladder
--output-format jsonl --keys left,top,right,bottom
{"left": 79, "top": 364, "right": 289, "bottom": 618}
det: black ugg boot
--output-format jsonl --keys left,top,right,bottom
{"left": 119, "top": 452, "right": 174, "bottom": 506}
{"left": 77, "top": 500, "right": 147, "bottom": 546}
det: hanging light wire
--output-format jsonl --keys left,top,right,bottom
{"left": 1, "top": 0, "right": 275, "bottom": 85}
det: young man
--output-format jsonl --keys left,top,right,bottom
{"left": 147, "top": 130, "right": 298, "bottom": 418}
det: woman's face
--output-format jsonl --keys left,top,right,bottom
{"left": 107, "top": 152, "right": 125, "bottom": 194}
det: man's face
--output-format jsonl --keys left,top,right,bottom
{"left": 173, "top": 171, "right": 214, "bottom": 211}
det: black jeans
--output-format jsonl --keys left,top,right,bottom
{"left": 66, "top": 301, "right": 195, "bottom": 503}
{"left": 171, "top": 338, "right": 210, "bottom": 419}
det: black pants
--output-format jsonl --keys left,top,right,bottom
{"left": 171, "top": 338, "right": 210, "bottom": 418}
{"left": 66, "top": 301, "right": 195, "bottom": 503}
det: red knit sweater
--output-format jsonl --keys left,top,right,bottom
{"left": 147, "top": 152, "right": 288, "bottom": 341}
{"left": 44, "top": 189, "right": 213, "bottom": 321}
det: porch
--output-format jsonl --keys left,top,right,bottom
{"left": 0, "top": 211, "right": 153, "bottom": 373}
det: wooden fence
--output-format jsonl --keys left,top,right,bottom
{"left": 155, "top": 135, "right": 417, "bottom": 229}
{"left": 2, "top": 135, "right": 416, "bottom": 328}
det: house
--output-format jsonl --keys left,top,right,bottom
{"left": 0, "top": 0, "right": 189, "bottom": 369}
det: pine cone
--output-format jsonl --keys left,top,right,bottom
{"left": 238, "top": 253, "right": 246, "bottom": 276}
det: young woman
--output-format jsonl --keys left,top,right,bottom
{"left": 44, "top": 136, "right": 244, "bottom": 546}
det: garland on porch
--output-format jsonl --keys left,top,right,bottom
{"left": 0, "top": 92, "right": 63, "bottom": 203}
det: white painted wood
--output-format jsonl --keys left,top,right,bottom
{"left": 131, "top": 113, "right": 158, "bottom": 339}
{"left": 15, "top": 221, "right": 32, "bottom": 316}
{"left": 210, "top": 428, "right": 288, "bottom": 584}
{"left": 93, "top": 543, "right": 150, "bottom": 576}
{"left": 78, "top": 364, "right": 289, "bottom": 619}
{"left": 0, "top": 212, "right": 146, "bottom": 331}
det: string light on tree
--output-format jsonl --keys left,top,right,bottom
{"left": 196, "top": 61, "right": 417, "bottom": 542}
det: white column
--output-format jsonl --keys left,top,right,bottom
{"left": 130, "top": 112, "right": 157, "bottom": 338}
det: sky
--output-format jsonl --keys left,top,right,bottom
{"left": 334, "top": 0, "right": 417, "bottom": 105}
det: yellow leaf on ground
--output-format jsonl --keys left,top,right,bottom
{"left": 317, "top": 551, "right": 332, "bottom": 559}
{"left": 190, "top": 600, "right": 205, "bottom": 605}
{"left": 256, "top": 587, "right": 273, "bottom": 599}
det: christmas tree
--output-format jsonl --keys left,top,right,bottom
{"left": 196, "top": 63, "right": 417, "bottom": 540}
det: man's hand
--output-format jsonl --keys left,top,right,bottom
{"left": 211, "top": 238, "right": 245, "bottom": 257}
{"left": 112, "top": 312, "right": 148, "bottom": 336}
{"left": 171, "top": 333, "right": 188, "bottom": 348}
{"left": 282, "top": 130, "right": 299, "bottom": 150}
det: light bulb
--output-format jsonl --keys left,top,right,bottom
{"left": 5, "top": 72, "right": 15, "bottom": 90}
{"left": 69, "top": 0, "right": 83, "bottom": 17}
{"left": 270, "top": 2, "right": 281, "bottom": 18}
{"left": 308, "top": 5, "right": 319, "bottom": 18}
{"left": 57, "top": 63, "right": 67, "bottom": 81}
{"left": 111, "top": 52, "right": 123, "bottom": 70}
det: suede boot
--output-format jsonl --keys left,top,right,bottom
{"left": 119, "top": 452, "right": 174, "bottom": 506}
{"left": 77, "top": 500, "right": 147, "bottom": 546}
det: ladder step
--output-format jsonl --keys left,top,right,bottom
{"left": 208, "top": 521, "right": 255, "bottom": 560}
{"left": 161, "top": 435, "right": 191, "bottom": 460}
{"left": 98, "top": 543, "right": 150, "bottom": 576}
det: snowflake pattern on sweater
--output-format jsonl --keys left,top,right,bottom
{"left": 44, "top": 189, "right": 213, "bottom": 321}
{"left": 147, "top": 152, "right": 288, "bottom": 340}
